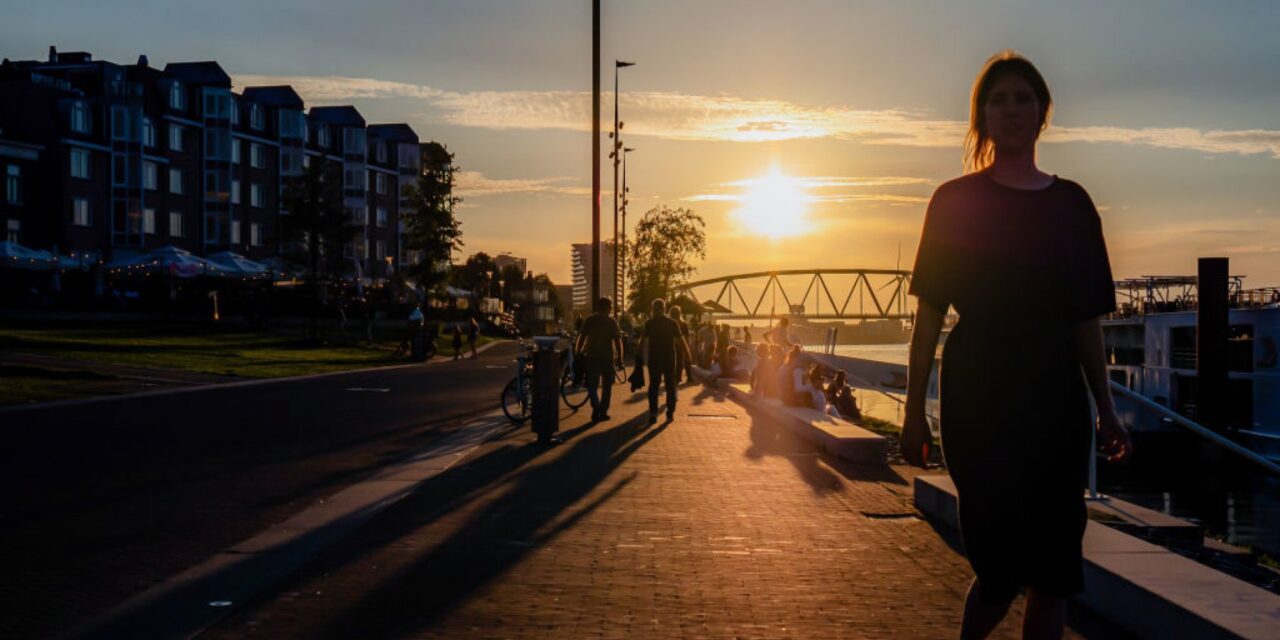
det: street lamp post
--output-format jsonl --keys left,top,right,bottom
{"left": 620, "top": 146, "right": 634, "bottom": 313}
{"left": 591, "top": 0, "right": 601, "bottom": 306}
{"left": 611, "top": 59, "right": 634, "bottom": 317}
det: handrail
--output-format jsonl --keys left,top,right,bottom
{"left": 1107, "top": 381, "right": 1280, "bottom": 476}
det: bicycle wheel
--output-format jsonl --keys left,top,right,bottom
{"left": 560, "top": 361, "right": 590, "bottom": 409}
{"left": 501, "top": 377, "right": 531, "bottom": 423}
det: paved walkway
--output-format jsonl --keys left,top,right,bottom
{"left": 203, "top": 381, "right": 1118, "bottom": 639}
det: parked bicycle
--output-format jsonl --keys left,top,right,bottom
{"left": 501, "top": 340, "right": 596, "bottom": 423}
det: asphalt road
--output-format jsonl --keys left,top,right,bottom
{"left": 0, "top": 340, "right": 524, "bottom": 639}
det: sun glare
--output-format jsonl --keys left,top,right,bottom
{"left": 731, "top": 167, "right": 813, "bottom": 239}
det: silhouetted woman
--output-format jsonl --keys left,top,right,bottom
{"left": 901, "top": 51, "right": 1132, "bottom": 640}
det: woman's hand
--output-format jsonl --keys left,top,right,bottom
{"left": 1096, "top": 409, "right": 1133, "bottom": 463}
{"left": 900, "top": 409, "right": 933, "bottom": 467}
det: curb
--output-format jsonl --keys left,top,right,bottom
{"left": 67, "top": 409, "right": 518, "bottom": 640}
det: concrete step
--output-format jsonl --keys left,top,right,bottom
{"left": 914, "top": 475, "right": 1280, "bottom": 640}
{"left": 1086, "top": 495, "right": 1204, "bottom": 547}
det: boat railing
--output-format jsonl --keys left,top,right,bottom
{"left": 1089, "top": 381, "right": 1280, "bottom": 499}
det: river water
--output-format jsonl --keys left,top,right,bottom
{"left": 828, "top": 343, "right": 1280, "bottom": 558}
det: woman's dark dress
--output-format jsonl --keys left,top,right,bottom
{"left": 909, "top": 172, "right": 1116, "bottom": 604}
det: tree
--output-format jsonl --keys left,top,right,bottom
{"left": 626, "top": 205, "right": 706, "bottom": 314}
{"left": 278, "top": 160, "right": 360, "bottom": 338}
{"left": 402, "top": 141, "right": 463, "bottom": 289}
{"left": 450, "top": 252, "right": 496, "bottom": 298}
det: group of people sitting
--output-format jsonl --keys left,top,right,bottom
{"left": 691, "top": 322, "right": 749, "bottom": 383}
{"left": 748, "top": 343, "right": 862, "bottom": 422}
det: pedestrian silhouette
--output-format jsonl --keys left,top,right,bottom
{"left": 902, "top": 50, "right": 1132, "bottom": 640}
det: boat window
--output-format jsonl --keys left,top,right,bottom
{"left": 1228, "top": 324, "right": 1253, "bottom": 373}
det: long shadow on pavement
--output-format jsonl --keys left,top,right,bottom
{"left": 255, "top": 413, "right": 672, "bottom": 638}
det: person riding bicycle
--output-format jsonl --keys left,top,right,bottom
{"left": 574, "top": 297, "right": 624, "bottom": 422}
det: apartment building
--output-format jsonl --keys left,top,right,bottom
{"left": 0, "top": 47, "right": 421, "bottom": 279}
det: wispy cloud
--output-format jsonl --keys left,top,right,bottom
{"left": 454, "top": 171, "right": 589, "bottom": 197}
{"left": 685, "top": 175, "right": 933, "bottom": 207}
{"left": 232, "top": 73, "right": 1280, "bottom": 158}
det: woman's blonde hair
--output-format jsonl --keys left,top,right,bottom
{"left": 964, "top": 50, "right": 1053, "bottom": 173}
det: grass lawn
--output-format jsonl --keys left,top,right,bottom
{"left": 0, "top": 364, "right": 138, "bottom": 406}
{"left": 0, "top": 324, "right": 496, "bottom": 380}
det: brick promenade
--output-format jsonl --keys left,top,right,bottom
{"left": 204, "top": 381, "right": 1121, "bottom": 639}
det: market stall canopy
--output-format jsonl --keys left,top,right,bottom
{"left": 107, "top": 245, "right": 230, "bottom": 278}
{"left": 207, "top": 251, "right": 270, "bottom": 277}
{"left": 0, "top": 241, "right": 55, "bottom": 270}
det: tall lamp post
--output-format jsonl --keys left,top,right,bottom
{"left": 620, "top": 146, "right": 635, "bottom": 313}
{"left": 611, "top": 59, "right": 635, "bottom": 317}
{"left": 591, "top": 0, "right": 601, "bottom": 306}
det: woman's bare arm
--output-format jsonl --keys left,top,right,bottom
{"left": 906, "top": 302, "right": 946, "bottom": 418}
{"left": 901, "top": 301, "right": 945, "bottom": 466}
{"left": 1073, "top": 317, "right": 1115, "bottom": 416}
{"left": 1073, "top": 316, "right": 1132, "bottom": 461}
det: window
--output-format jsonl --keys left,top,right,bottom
{"left": 169, "top": 81, "right": 184, "bottom": 110}
{"left": 250, "top": 143, "right": 265, "bottom": 168}
{"left": 142, "top": 117, "right": 156, "bottom": 147}
{"left": 169, "top": 168, "right": 184, "bottom": 195}
{"left": 281, "top": 149, "right": 303, "bottom": 175}
{"left": 70, "top": 101, "right": 91, "bottom": 134}
{"left": 376, "top": 206, "right": 388, "bottom": 228}
{"left": 111, "top": 106, "right": 132, "bottom": 140}
{"left": 143, "top": 208, "right": 156, "bottom": 234}
{"left": 205, "top": 130, "right": 230, "bottom": 160}
{"left": 231, "top": 138, "right": 241, "bottom": 164}
{"left": 376, "top": 173, "right": 388, "bottom": 195}
{"left": 397, "top": 143, "right": 420, "bottom": 174}
{"left": 375, "top": 240, "right": 385, "bottom": 262}
{"left": 343, "top": 128, "right": 366, "bottom": 157}
{"left": 376, "top": 141, "right": 387, "bottom": 163}
{"left": 250, "top": 223, "right": 262, "bottom": 247}
{"left": 250, "top": 183, "right": 264, "bottom": 208}
{"left": 344, "top": 168, "right": 366, "bottom": 191}
{"left": 351, "top": 205, "right": 368, "bottom": 225}
{"left": 169, "top": 124, "right": 184, "bottom": 151}
{"left": 231, "top": 179, "right": 241, "bottom": 204}
{"left": 70, "top": 149, "right": 91, "bottom": 179}
{"left": 6, "top": 165, "right": 21, "bottom": 204}
{"left": 169, "top": 211, "right": 184, "bottom": 237}
{"left": 279, "top": 110, "right": 304, "bottom": 138}
{"left": 316, "top": 125, "right": 329, "bottom": 148}
{"left": 71, "top": 198, "right": 91, "bottom": 226}
{"left": 6, "top": 219, "right": 19, "bottom": 244}
{"left": 230, "top": 220, "right": 241, "bottom": 244}
{"left": 205, "top": 171, "right": 228, "bottom": 202}
{"left": 230, "top": 97, "right": 240, "bottom": 125}
{"left": 249, "top": 103, "right": 264, "bottom": 130}
{"left": 112, "top": 156, "right": 130, "bottom": 186}
{"left": 204, "top": 90, "right": 231, "bottom": 119}
{"left": 143, "top": 161, "right": 157, "bottom": 190}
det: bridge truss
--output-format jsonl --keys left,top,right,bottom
{"left": 673, "top": 269, "right": 914, "bottom": 320}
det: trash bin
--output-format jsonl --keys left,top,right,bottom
{"left": 531, "top": 336, "right": 560, "bottom": 442}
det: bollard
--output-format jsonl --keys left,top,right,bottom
{"left": 408, "top": 307, "right": 429, "bottom": 361}
{"left": 531, "top": 336, "right": 561, "bottom": 443}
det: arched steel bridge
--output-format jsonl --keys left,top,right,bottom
{"left": 672, "top": 268, "right": 913, "bottom": 320}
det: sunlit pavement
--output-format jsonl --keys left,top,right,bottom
{"left": 202, "top": 380, "right": 1124, "bottom": 639}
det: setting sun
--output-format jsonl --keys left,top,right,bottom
{"left": 731, "top": 167, "right": 814, "bottom": 239}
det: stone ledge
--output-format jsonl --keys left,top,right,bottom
{"left": 691, "top": 366, "right": 887, "bottom": 464}
{"left": 914, "top": 475, "right": 1280, "bottom": 640}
